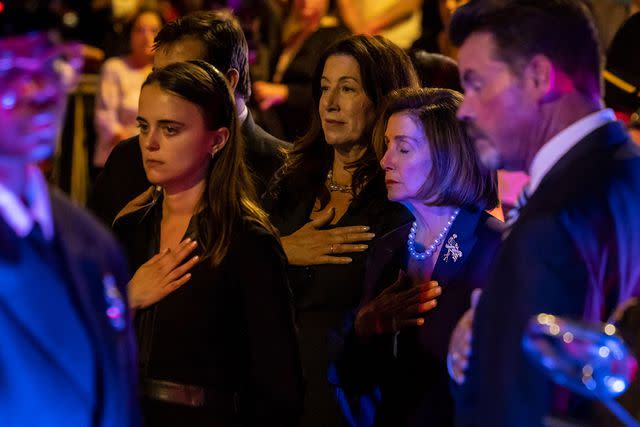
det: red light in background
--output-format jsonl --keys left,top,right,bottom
{"left": 0, "top": 2, "right": 5, "bottom": 14}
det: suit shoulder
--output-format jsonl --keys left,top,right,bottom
{"left": 249, "top": 123, "right": 290, "bottom": 152}
{"left": 479, "top": 211, "right": 506, "bottom": 236}
{"left": 107, "top": 135, "right": 140, "bottom": 161}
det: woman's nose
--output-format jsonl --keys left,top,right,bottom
{"left": 321, "top": 88, "right": 339, "bottom": 112}
{"left": 380, "top": 149, "right": 394, "bottom": 170}
{"left": 142, "top": 129, "right": 159, "bottom": 151}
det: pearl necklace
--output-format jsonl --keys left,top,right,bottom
{"left": 326, "top": 169, "right": 352, "bottom": 193}
{"left": 407, "top": 208, "right": 460, "bottom": 261}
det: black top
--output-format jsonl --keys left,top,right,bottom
{"left": 88, "top": 111, "right": 289, "bottom": 226}
{"left": 336, "top": 207, "right": 503, "bottom": 427}
{"left": 265, "top": 173, "right": 412, "bottom": 427}
{"left": 113, "top": 195, "right": 303, "bottom": 427}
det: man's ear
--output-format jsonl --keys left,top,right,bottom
{"left": 524, "top": 54, "right": 555, "bottom": 101}
{"left": 210, "top": 127, "right": 230, "bottom": 157}
{"left": 225, "top": 68, "right": 240, "bottom": 92}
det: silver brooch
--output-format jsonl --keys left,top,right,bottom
{"left": 103, "top": 274, "right": 126, "bottom": 331}
{"left": 443, "top": 234, "right": 463, "bottom": 263}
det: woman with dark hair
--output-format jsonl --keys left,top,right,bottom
{"left": 336, "top": 87, "right": 503, "bottom": 427}
{"left": 264, "top": 35, "right": 419, "bottom": 427}
{"left": 408, "top": 49, "right": 462, "bottom": 92}
{"left": 112, "top": 60, "right": 303, "bottom": 427}
{"left": 252, "top": 0, "right": 350, "bottom": 141}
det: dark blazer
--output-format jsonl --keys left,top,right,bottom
{"left": 0, "top": 188, "right": 139, "bottom": 426}
{"left": 113, "top": 193, "right": 304, "bottom": 427}
{"left": 87, "top": 110, "right": 289, "bottom": 226}
{"left": 261, "top": 25, "right": 350, "bottom": 141}
{"left": 457, "top": 121, "right": 640, "bottom": 427}
{"left": 336, "top": 207, "right": 503, "bottom": 427}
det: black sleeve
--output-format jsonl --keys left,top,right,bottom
{"left": 236, "top": 229, "right": 304, "bottom": 426}
{"left": 333, "top": 318, "right": 391, "bottom": 395}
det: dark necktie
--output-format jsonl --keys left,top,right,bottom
{"left": 506, "top": 185, "right": 530, "bottom": 226}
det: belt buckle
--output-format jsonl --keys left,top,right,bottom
{"left": 147, "top": 379, "right": 205, "bottom": 407}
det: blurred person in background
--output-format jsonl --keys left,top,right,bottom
{"left": 93, "top": 8, "right": 164, "bottom": 171}
{"left": 408, "top": 49, "right": 462, "bottom": 92}
{"left": 0, "top": 2, "right": 139, "bottom": 426}
{"left": 604, "top": 12, "right": 640, "bottom": 126}
{"left": 253, "top": 0, "right": 349, "bottom": 141}
{"left": 337, "top": 0, "right": 422, "bottom": 49}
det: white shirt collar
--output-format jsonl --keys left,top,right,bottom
{"left": 0, "top": 165, "right": 54, "bottom": 241}
{"left": 238, "top": 104, "right": 248, "bottom": 124}
{"left": 528, "top": 108, "right": 617, "bottom": 195}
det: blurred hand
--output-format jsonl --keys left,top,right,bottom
{"left": 128, "top": 238, "right": 199, "bottom": 310}
{"left": 81, "top": 44, "right": 105, "bottom": 63}
{"left": 447, "top": 288, "right": 482, "bottom": 385}
{"left": 253, "top": 81, "right": 289, "bottom": 111}
{"left": 355, "top": 271, "right": 441, "bottom": 337}
{"left": 281, "top": 208, "right": 374, "bottom": 266}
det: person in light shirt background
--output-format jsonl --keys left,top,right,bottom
{"left": 93, "top": 7, "right": 164, "bottom": 171}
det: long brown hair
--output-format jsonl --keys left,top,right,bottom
{"left": 142, "top": 60, "right": 276, "bottom": 267}
{"left": 268, "top": 35, "right": 420, "bottom": 208}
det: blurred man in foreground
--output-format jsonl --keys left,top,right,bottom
{"left": 0, "top": 2, "right": 139, "bottom": 425}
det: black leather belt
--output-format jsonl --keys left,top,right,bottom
{"left": 142, "top": 378, "right": 240, "bottom": 412}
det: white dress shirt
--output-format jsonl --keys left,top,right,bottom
{"left": 0, "top": 165, "right": 54, "bottom": 241}
{"left": 238, "top": 104, "right": 248, "bottom": 124}
{"left": 527, "top": 108, "right": 617, "bottom": 196}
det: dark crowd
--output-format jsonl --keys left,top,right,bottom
{"left": 2, "top": 0, "right": 640, "bottom": 426}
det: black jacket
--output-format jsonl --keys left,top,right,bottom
{"left": 336, "top": 207, "right": 503, "bottom": 427}
{"left": 265, "top": 173, "right": 412, "bottom": 427}
{"left": 458, "top": 121, "right": 640, "bottom": 427}
{"left": 113, "top": 192, "right": 304, "bottom": 427}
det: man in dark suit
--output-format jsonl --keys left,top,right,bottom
{"left": 447, "top": 1, "right": 640, "bottom": 426}
{"left": 0, "top": 3, "right": 139, "bottom": 426}
{"left": 88, "top": 10, "right": 289, "bottom": 226}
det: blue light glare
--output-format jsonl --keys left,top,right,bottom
{"left": 1, "top": 91, "right": 17, "bottom": 109}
